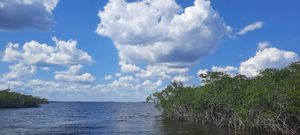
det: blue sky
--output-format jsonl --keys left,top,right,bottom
{"left": 0, "top": 0, "right": 299, "bottom": 101}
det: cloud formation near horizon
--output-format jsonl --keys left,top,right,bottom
{"left": 198, "top": 42, "right": 299, "bottom": 78}
{"left": 0, "top": 0, "right": 59, "bottom": 31}
{"left": 0, "top": 37, "right": 163, "bottom": 101}
{"left": 239, "top": 42, "right": 299, "bottom": 77}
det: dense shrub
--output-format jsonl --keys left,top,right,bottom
{"left": 0, "top": 91, "right": 48, "bottom": 108}
{"left": 148, "top": 61, "right": 300, "bottom": 134}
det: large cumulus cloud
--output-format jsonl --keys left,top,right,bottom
{"left": 0, "top": 0, "right": 59, "bottom": 31}
{"left": 96, "top": 0, "right": 230, "bottom": 67}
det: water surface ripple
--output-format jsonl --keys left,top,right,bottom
{"left": 0, "top": 102, "right": 252, "bottom": 135}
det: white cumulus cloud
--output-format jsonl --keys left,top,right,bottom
{"left": 172, "top": 75, "right": 191, "bottom": 83}
{"left": 198, "top": 44, "right": 298, "bottom": 78}
{"left": 136, "top": 64, "right": 188, "bottom": 79}
{"left": 142, "top": 79, "right": 162, "bottom": 90}
{"left": 3, "top": 63, "right": 36, "bottom": 80}
{"left": 239, "top": 44, "right": 298, "bottom": 77}
{"left": 198, "top": 43, "right": 298, "bottom": 78}
{"left": 212, "top": 65, "right": 238, "bottom": 75}
{"left": 104, "top": 75, "right": 113, "bottom": 80}
{"left": 55, "top": 65, "right": 95, "bottom": 83}
{"left": 197, "top": 69, "right": 208, "bottom": 76}
{"left": 1, "top": 37, "right": 93, "bottom": 82}
{"left": 119, "top": 61, "right": 141, "bottom": 73}
{"left": 97, "top": 0, "right": 230, "bottom": 67}
{"left": 1, "top": 37, "right": 93, "bottom": 66}
{"left": 257, "top": 41, "right": 271, "bottom": 51}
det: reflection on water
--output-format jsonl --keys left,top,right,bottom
{"left": 0, "top": 102, "right": 253, "bottom": 135}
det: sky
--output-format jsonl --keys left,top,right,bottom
{"left": 0, "top": 0, "right": 299, "bottom": 102}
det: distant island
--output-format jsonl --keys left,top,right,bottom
{"left": 148, "top": 61, "right": 300, "bottom": 134}
{"left": 0, "top": 89, "right": 48, "bottom": 108}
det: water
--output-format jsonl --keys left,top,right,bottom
{"left": 0, "top": 102, "right": 252, "bottom": 135}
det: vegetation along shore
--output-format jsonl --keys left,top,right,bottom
{"left": 147, "top": 61, "right": 300, "bottom": 134}
{"left": 0, "top": 89, "right": 48, "bottom": 108}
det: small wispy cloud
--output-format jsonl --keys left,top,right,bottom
{"left": 236, "top": 21, "right": 263, "bottom": 36}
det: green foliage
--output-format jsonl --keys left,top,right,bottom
{"left": 148, "top": 61, "right": 300, "bottom": 134}
{"left": 0, "top": 91, "right": 48, "bottom": 108}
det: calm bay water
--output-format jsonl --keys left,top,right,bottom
{"left": 0, "top": 102, "right": 252, "bottom": 135}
